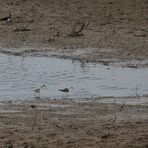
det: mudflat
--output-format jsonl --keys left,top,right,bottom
{"left": 0, "top": 0, "right": 147, "bottom": 62}
{"left": 0, "top": 97, "right": 148, "bottom": 148}
{"left": 0, "top": 0, "right": 148, "bottom": 147}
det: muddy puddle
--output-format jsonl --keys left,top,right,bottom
{"left": 0, "top": 53, "right": 148, "bottom": 101}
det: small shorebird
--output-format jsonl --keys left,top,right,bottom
{"left": 59, "top": 87, "right": 74, "bottom": 96}
{"left": 0, "top": 13, "right": 12, "bottom": 22}
{"left": 34, "top": 85, "right": 47, "bottom": 98}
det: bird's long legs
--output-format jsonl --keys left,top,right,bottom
{"left": 62, "top": 92, "right": 69, "bottom": 98}
{"left": 34, "top": 92, "right": 41, "bottom": 99}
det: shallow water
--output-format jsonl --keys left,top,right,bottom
{"left": 0, "top": 53, "right": 148, "bottom": 100}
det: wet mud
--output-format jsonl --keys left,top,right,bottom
{"left": 0, "top": 0, "right": 148, "bottom": 147}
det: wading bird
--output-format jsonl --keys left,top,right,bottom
{"left": 59, "top": 87, "right": 74, "bottom": 96}
{"left": 0, "top": 13, "right": 12, "bottom": 22}
{"left": 34, "top": 85, "right": 47, "bottom": 98}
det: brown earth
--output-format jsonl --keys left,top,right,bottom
{"left": 0, "top": 97, "right": 148, "bottom": 148}
{"left": 0, "top": 0, "right": 148, "bottom": 147}
{"left": 0, "top": 0, "right": 148, "bottom": 62}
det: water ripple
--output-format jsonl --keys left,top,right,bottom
{"left": 0, "top": 53, "right": 148, "bottom": 100}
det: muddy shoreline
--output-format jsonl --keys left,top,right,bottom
{"left": 0, "top": 97, "right": 148, "bottom": 148}
{"left": 1, "top": 47, "right": 148, "bottom": 69}
{"left": 0, "top": 0, "right": 148, "bottom": 147}
{"left": 0, "top": 0, "right": 148, "bottom": 65}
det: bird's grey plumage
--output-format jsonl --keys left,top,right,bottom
{"left": 34, "top": 85, "right": 47, "bottom": 98}
{"left": 59, "top": 88, "right": 69, "bottom": 93}
{"left": 59, "top": 87, "right": 74, "bottom": 96}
